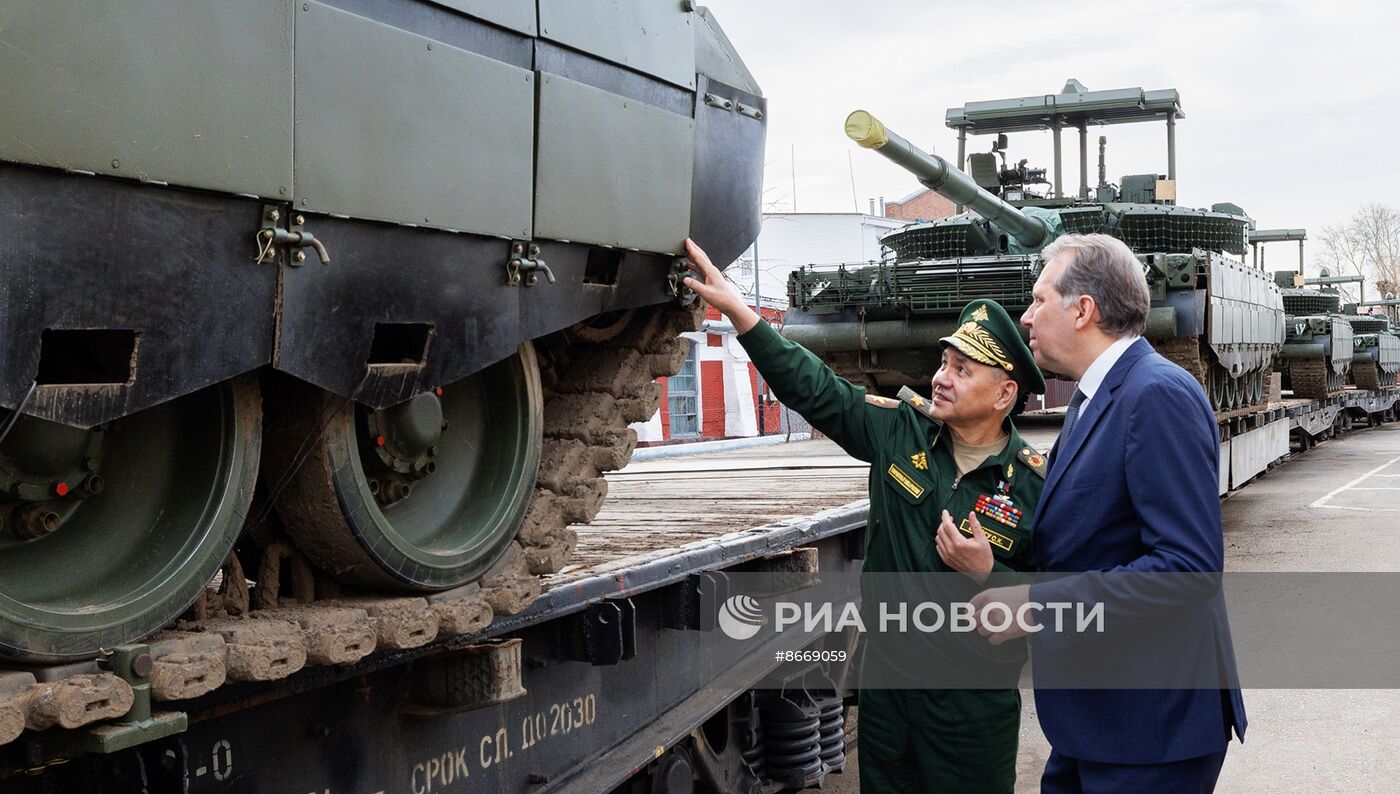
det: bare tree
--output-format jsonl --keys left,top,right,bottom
{"left": 1316, "top": 203, "right": 1400, "bottom": 305}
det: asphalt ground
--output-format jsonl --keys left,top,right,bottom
{"left": 663, "top": 422, "right": 1400, "bottom": 791}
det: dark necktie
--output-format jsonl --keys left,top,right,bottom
{"left": 1060, "top": 387, "right": 1088, "bottom": 446}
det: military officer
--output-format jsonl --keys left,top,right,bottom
{"left": 682, "top": 239, "right": 1048, "bottom": 793}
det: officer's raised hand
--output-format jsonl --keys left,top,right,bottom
{"left": 682, "top": 239, "right": 760, "bottom": 334}
{"left": 935, "top": 509, "right": 994, "bottom": 583}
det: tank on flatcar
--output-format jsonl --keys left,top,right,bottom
{"left": 0, "top": 1, "right": 765, "bottom": 661}
{"left": 784, "top": 82, "right": 1283, "bottom": 411}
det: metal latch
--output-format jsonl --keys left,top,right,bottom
{"left": 256, "top": 206, "right": 331, "bottom": 266}
{"left": 669, "top": 257, "right": 697, "bottom": 303}
{"left": 505, "top": 241, "right": 555, "bottom": 287}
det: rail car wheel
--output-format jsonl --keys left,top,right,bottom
{"left": 268, "top": 344, "right": 542, "bottom": 591}
{"left": 0, "top": 377, "right": 261, "bottom": 661}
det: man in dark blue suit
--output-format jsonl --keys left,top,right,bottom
{"left": 970, "top": 234, "right": 1246, "bottom": 792}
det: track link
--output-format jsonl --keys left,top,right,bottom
{"left": 1151, "top": 335, "right": 1208, "bottom": 387}
{"left": 513, "top": 301, "right": 704, "bottom": 584}
{"left": 1289, "top": 357, "right": 1337, "bottom": 400}
{"left": 1351, "top": 360, "right": 1395, "bottom": 390}
{"left": 822, "top": 352, "right": 884, "bottom": 395}
{"left": 0, "top": 301, "right": 706, "bottom": 748}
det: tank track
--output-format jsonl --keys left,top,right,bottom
{"left": 1352, "top": 360, "right": 1397, "bottom": 390}
{"left": 823, "top": 351, "right": 926, "bottom": 398}
{"left": 1151, "top": 335, "right": 1207, "bottom": 384}
{"left": 517, "top": 302, "right": 704, "bottom": 582}
{"left": 0, "top": 301, "right": 703, "bottom": 748}
{"left": 1289, "top": 357, "right": 1340, "bottom": 400}
{"left": 1150, "top": 336, "right": 1272, "bottom": 412}
{"left": 823, "top": 352, "right": 883, "bottom": 395}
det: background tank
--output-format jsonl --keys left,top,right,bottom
{"left": 785, "top": 83, "right": 1283, "bottom": 412}
{"left": 1277, "top": 306, "right": 1354, "bottom": 399}
{"left": 0, "top": 1, "right": 765, "bottom": 661}
{"left": 1266, "top": 251, "right": 1396, "bottom": 396}
{"left": 1346, "top": 315, "right": 1400, "bottom": 389}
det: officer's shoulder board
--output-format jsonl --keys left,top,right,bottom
{"left": 864, "top": 393, "right": 900, "bottom": 409}
{"left": 1017, "top": 446, "right": 1048, "bottom": 478}
{"left": 895, "top": 386, "right": 937, "bottom": 421}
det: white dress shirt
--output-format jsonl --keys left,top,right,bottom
{"left": 1075, "top": 335, "right": 1140, "bottom": 412}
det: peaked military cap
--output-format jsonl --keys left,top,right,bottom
{"left": 940, "top": 299, "right": 1046, "bottom": 394}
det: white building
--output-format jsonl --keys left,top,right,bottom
{"left": 727, "top": 212, "right": 905, "bottom": 309}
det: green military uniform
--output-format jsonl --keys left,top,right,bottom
{"left": 736, "top": 300, "right": 1046, "bottom": 793}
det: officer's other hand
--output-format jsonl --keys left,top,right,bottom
{"left": 970, "top": 584, "right": 1034, "bottom": 646}
{"left": 681, "top": 239, "right": 760, "bottom": 333}
{"left": 935, "top": 510, "right": 994, "bottom": 583}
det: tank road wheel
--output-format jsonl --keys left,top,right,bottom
{"left": 1206, "top": 369, "right": 1226, "bottom": 411}
{"left": 268, "top": 345, "right": 543, "bottom": 593}
{"left": 0, "top": 377, "right": 261, "bottom": 661}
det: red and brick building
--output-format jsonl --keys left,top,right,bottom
{"left": 883, "top": 187, "right": 956, "bottom": 223}
{"left": 635, "top": 302, "right": 790, "bottom": 445}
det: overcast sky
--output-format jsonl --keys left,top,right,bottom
{"left": 702, "top": 0, "right": 1399, "bottom": 252}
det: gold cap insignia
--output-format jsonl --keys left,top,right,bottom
{"left": 946, "top": 322, "right": 1014, "bottom": 371}
{"left": 971, "top": 304, "right": 990, "bottom": 322}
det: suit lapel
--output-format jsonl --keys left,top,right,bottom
{"left": 1041, "top": 339, "right": 1154, "bottom": 505}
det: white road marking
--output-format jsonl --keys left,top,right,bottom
{"left": 1310, "top": 454, "right": 1400, "bottom": 510}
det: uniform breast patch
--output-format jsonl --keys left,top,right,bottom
{"left": 886, "top": 463, "right": 925, "bottom": 499}
{"left": 960, "top": 517, "right": 1014, "bottom": 552}
{"left": 910, "top": 451, "right": 928, "bottom": 470}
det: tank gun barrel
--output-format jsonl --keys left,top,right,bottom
{"left": 845, "top": 110, "right": 1050, "bottom": 248}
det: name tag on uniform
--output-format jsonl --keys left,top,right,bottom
{"left": 886, "top": 463, "right": 925, "bottom": 500}
{"left": 959, "top": 517, "right": 1014, "bottom": 552}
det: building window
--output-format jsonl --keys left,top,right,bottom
{"left": 668, "top": 340, "right": 699, "bottom": 437}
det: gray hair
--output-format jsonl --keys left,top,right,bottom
{"left": 1040, "top": 234, "right": 1150, "bottom": 337}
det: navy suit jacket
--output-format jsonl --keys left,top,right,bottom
{"left": 1029, "top": 338, "right": 1247, "bottom": 765}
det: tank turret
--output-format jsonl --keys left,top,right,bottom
{"left": 784, "top": 83, "right": 1283, "bottom": 412}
